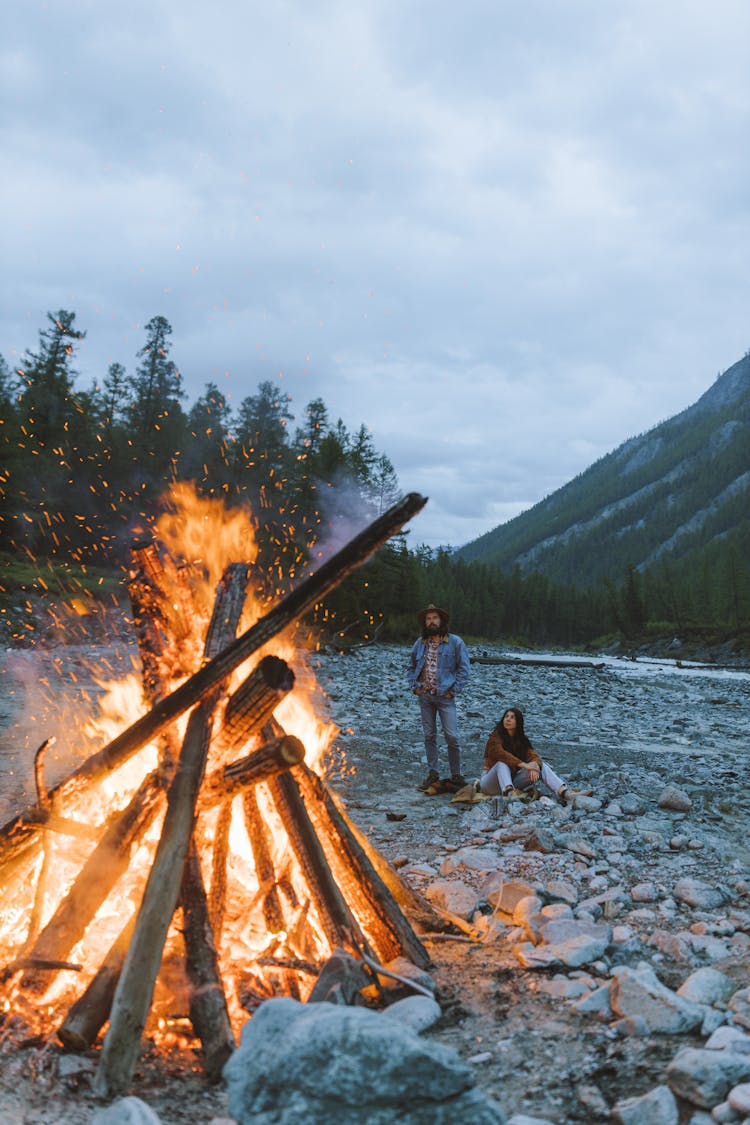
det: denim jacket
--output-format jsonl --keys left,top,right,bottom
{"left": 406, "top": 633, "right": 470, "bottom": 696}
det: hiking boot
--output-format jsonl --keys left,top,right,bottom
{"left": 445, "top": 774, "right": 467, "bottom": 793}
{"left": 417, "top": 769, "right": 440, "bottom": 792}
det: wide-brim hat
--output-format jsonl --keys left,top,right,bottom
{"left": 417, "top": 603, "right": 450, "bottom": 629}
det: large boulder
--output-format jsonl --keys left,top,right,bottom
{"left": 223, "top": 998, "right": 507, "bottom": 1125}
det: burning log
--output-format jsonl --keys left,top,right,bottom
{"left": 198, "top": 735, "right": 305, "bottom": 811}
{"left": 19, "top": 770, "right": 166, "bottom": 992}
{"left": 294, "top": 764, "right": 430, "bottom": 969}
{"left": 180, "top": 841, "right": 235, "bottom": 1082}
{"left": 0, "top": 491, "right": 427, "bottom": 886}
{"left": 338, "top": 804, "right": 449, "bottom": 935}
{"left": 268, "top": 769, "right": 369, "bottom": 956}
{"left": 212, "top": 654, "right": 295, "bottom": 758}
{"left": 57, "top": 915, "right": 136, "bottom": 1052}
{"left": 208, "top": 799, "right": 233, "bottom": 944}
{"left": 93, "top": 693, "right": 219, "bottom": 1098}
{"left": 242, "top": 789, "right": 285, "bottom": 935}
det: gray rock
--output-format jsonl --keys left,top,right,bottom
{"left": 91, "top": 1098, "right": 163, "bottom": 1125}
{"left": 612, "top": 1083, "right": 678, "bottom": 1124}
{"left": 440, "top": 846, "right": 499, "bottom": 875}
{"left": 706, "top": 1026, "right": 750, "bottom": 1052}
{"left": 665, "top": 1047, "right": 750, "bottom": 1109}
{"left": 673, "top": 876, "right": 731, "bottom": 909}
{"left": 544, "top": 879, "right": 578, "bottom": 905}
{"left": 612, "top": 1015, "right": 651, "bottom": 1037}
{"left": 425, "top": 878, "right": 482, "bottom": 919}
{"left": 609, "top": 965, "right": 705, "bottom": 1033}
{"left": 677, "top": 967, "right": 736, "bottom": 1007}
{"left": 658, "top": 786, "right": 693, "bottom": 811}
{"left": 727, "top": 1082, "right": 750, "bottom": 1113}
{"left": 523, "top": 827, "right": 557, "bottom": 853}
{"left": 537, "top": 976, "right": 592, "bottom": 1000}
{"left": 619, "top": 793, "right": 647, "bottom": 815}
{"left": 382, "top": 995, "right": 442, "bottom": 1033}
{"left": 506, "top": 1116, "right": 557, "bottom": 1124}
{"left": 224, "top": 998, "right": 507, "bottom": 1124}
{"left": 631, "top": 881, "right": 659, "bottom": 902}
{"left": 481, "top": 875, "right": 538, "bottom": 916}
{"left": 729, "top": 987, "right": 750, "bottom": 1030}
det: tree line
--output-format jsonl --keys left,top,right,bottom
{"left": 1, "top": 311, "right": 747, "bottom": 650}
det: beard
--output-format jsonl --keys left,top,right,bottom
{"left": 424, "top": 623, "right": 442, "bottom": 636}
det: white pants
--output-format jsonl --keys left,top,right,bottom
{"left": 480, "top": 760, "right": 565, "bottom": 797}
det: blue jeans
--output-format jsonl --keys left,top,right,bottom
{"left": 418, "top": 693, "right": 461, "bottom": 776}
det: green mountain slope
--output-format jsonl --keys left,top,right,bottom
{"left": 458, "top": 353, "right": 750, "bottom": 587}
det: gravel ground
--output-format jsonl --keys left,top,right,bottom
{"left": 0, "top": 639, "right": 749, "bottom": 1123}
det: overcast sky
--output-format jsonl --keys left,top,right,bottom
{"left": 3, "top": 1, "right": 749, "bottom": 549}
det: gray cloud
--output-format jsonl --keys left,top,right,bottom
{"left": 2, "top": 0, "right": 748, "bottom": 547}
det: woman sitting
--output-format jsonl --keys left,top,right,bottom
{"left": 480, "top": 707, "right": 570, "bottom": 804}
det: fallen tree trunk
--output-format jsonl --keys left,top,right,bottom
{"left": 470, "top": 655, "right": 605, "bottom": 670}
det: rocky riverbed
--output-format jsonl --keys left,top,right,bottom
{"left": 1, "top": 640, "right": 749, "bottom": 1124}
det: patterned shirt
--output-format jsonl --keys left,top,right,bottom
{"left": 419, "top": 638, "right": 440, "bottom": 692}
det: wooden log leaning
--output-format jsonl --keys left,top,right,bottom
{"left": 207, "top": 799, "right": 232, "bottom": 946}
{"left": 294, "top": 763, "right": 430, "bottom": 969}
{"left": 93, "top": 691, "right": 220, "bottom": 1099}
{"left": 267, "top": 768, "right": 370, "bottom": 958}
{"left": 198, "top": 736, "right": 305, "bottom": 812}
{"left": 338, "top": 806, "right": 449, "bottom": 935}
{"left": 0, "top": 491, "right": 427, "bottom": 884}
{"left": 212, "top": 655, "right": 295, "bottom": 759}
{"left": 20, "top": 771, "right": 166, "bottom": 992}
{"left": 180, "top": 841, "right": 235, "bottom": 1082}
{"left": 242, "top": 788, "right": 285, "bottom": 935}
{"left": 58, "top": 915, "right": 136, "bottom": 1052}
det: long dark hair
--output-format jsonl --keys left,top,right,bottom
{"left": 495, "top": 707, "right": 532, "bottom": 753}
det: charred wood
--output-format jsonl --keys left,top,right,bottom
{"left": 57, "top": 915, "right": 136, "bottom": 1052}
{"left": 242, "top": 789, "right": 284, "bottom": 935}
{"left": 212, "top": 655, "right": 295, "bottom": 759}
{"left": 295, "top": 764, "right": 430, "bottom": 969}
{"left": 198, "top": 735, "right": 305, "bottom": 811}
{"left": 267, "top": 767, "right": 369, "bottom": 957}
{"left": 207, "top": 800, "right": 232, "bottom": 945}
{"left": 180, "top": 841, "right": 235, "bottom": 1082}
{"left": 93, "top": 693, "right": 219, "bottom": 1099}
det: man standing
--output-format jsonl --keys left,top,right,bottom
{"left": 407, "top": 603, "right": 470, "bottom": 793}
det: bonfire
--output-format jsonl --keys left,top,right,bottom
{"left": 0, "top": 488, "right": 434, "bottom": 1100}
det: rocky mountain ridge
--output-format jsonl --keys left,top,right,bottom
{"left": 459, "top": 353, "right": 750, "bottom": 587}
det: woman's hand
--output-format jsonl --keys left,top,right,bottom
{"left": 526, "top": 765, "right": 540, "bottom": 781}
